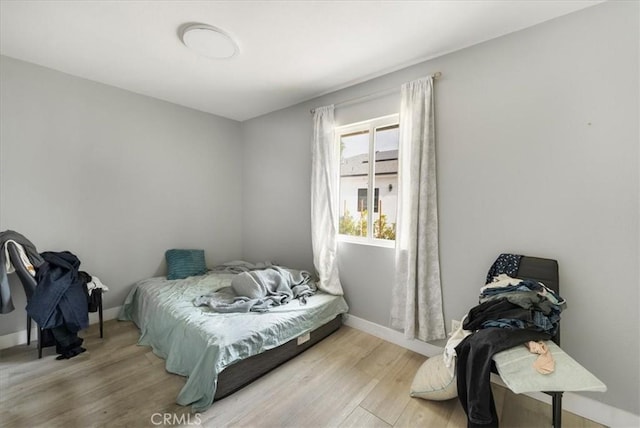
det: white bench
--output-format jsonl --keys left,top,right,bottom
{"left": 493, "top": 339, "right": 606, "bottom": 427}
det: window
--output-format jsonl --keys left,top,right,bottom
{"left": 357, "top": 188, "right": 379, "bottom": 213}
{"left": 337, "top": 114, "right": 399, "bottom": 244}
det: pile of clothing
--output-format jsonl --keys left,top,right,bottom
{"left": 1, "top": 230, "right": 108, "bottom": 359}
{"left": 453, "top": 254, "right": 566, "bottom": 428}
{"left": 478, "top": 273, "right": 565, "bottom": 336}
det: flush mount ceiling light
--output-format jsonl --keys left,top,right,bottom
{"left": 180, "top": 24, "right": 239, "bottom": 59}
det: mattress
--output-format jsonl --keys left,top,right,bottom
{"left": 118, "top": 271, "right": 349, "bottom": 411}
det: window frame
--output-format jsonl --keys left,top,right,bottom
{"left": 335, "top": 113, "right": 399, "bottom": 248}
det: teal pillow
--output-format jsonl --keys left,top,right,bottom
{"left": 165, "top": 249, "right": 207, "bottom": 280}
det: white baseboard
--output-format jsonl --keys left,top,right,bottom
{"left": 546, "top": 390, "right": 639, "bottom": 428}
{"left": 342, "top": 313, "right": 443, "bottom": 358}
{"left": 88, "top": 305, "right": 122, "bottom": 326}
{"left": 344, "top": 313, "right": 639, "bottom": 428}
{"left": 0, "top": 305, "right": 122, "bottom": 350}
{"left": 0, "top": 326, "right": 40, "bottom": 350}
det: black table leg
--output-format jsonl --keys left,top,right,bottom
{"left": 552, "top": 392, "right": 563, "bottom": 428}
{"left": 98, "top": 290, "right": 103, "bottom": 338}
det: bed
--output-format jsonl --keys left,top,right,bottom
{"left": 118, "top": 270, "right": 349, "bottom": 412}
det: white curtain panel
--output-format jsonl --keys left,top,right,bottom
{"left": 391, "top": 76, "right": 445, "bottom": 341}
{"left": 310, "top": 105, "right": 344, "bottom": 295}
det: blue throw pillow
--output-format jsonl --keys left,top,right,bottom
{"left": 165, "top": 249, "right": 207, "bottom": 280}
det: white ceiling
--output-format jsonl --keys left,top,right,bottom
{"left": 0, "top": 1, "right": 601, "bottom": 121}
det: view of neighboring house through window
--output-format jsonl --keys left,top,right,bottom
{"left": 337, "top": 114, "right": 399, "bottom": 243}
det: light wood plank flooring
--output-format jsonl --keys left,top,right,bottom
{"left": 0, "top": 320, "right": 606, "bottom": 428}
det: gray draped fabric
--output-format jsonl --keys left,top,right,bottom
{"left": 390, "top": 76, "right": 445, "bottom": 341}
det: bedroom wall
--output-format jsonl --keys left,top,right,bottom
{"left": 0, "top": 56, "right": 244, "bottom": 336}
{"left": 241, "top": 0, "right": 639, "bottom": 417}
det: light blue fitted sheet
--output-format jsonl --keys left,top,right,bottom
{"left": 119, "top": 272, "right": 349, "bottom": 411}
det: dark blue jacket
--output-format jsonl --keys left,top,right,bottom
{"left": 26, "top": 251, "right": 89, "bottom": 332}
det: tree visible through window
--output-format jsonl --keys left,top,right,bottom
{"left": 337, "top": 115, "right": 399, "bottom": 242}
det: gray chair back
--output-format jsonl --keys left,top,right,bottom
{"left": 516, "top": 255, "right": 560, "bottom": 345}
{"left": 6, "top": 241, "right": 38, "bottom": 300}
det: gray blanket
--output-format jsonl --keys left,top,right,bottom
{"left": 0, "top": 230, "right": 45, "bottom": 314}
{"left": 193, "top": 266, "right": 317, "bottom": 313}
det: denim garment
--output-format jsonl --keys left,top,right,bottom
{"left": 463, "top": 300, "right": 533, "bottom": 331}
{"left": 456, "top": 327, "right": 550, "bottom": 427}
{"left": 481, "top": 312, "right": 561, "bottom": 336}
{"left": 27, "top": 251, "right": 89, "bottom": 332}
{"left": 481, "top": 281, "right": 542, "bottom": 297}
{"left": 480, "top": 311, "right": 560, "bottom": 336}
{"left": 532, "top": 309, "right": 562, "bottom": 336}
{"left": 480, "top": 291, "right": 553, "bottom": 314}
{"left": 482, "top": 319, "right": 529, "bottom": 330}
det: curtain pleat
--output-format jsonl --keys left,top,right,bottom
{"left": 391, "top": 76, "right": 445, "bottom": 341}
{"left": 311, "top": 105, "right": 344, "bottom": 295}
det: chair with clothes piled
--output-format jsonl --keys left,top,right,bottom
{"left": 493, "top": 256, "right": 564, "bottom": 426}
{"left": 455, "top": 254, "right": 606, "bottom": 428}
{"left": 6, "top": 241, "right": 104, "bottom": 358}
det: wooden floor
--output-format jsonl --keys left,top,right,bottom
{"left": 0, "top": 320, "right": 606, "bottom": 428}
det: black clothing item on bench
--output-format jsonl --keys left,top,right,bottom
{"left": 455, "top": 327, "right": 550, "bottom": 427}
{"left": 463, "top": 300, "right": 534, "bottom": 331}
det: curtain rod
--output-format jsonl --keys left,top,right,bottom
{"left": 310, "top": 72, "right": 441, "bottom": 114}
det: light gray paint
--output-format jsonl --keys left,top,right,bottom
{"left": 240, "top": 105, "right": 317, "bottom": 271}
{"left": 0, "top": 56, "right": 244, "bottom": 336}
{"left": 336, "top": 242, "right": 394, "bottom": 327}
{"left": 241, "top": 1, "right": 639, "bottom": 415}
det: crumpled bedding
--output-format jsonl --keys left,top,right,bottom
{"left": 193, "top": 266, "right": 317, "bottom": 313}
{"left": 118, "top": 270, "right": 348, "bottom": 412}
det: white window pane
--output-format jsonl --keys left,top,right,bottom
{"left": 373, "top": 125, "right": 398, "bottom": 240}
{"left": 339, "top": 131, "right": 369, "bottom": 237}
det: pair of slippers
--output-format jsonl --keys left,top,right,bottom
{"left": 55, "top": 338, "right": 87, "bottom": 360}
{"left": 56, "top": 346, "right": 86, "bottom": 360}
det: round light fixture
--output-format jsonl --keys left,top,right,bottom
{"left": 180, "top": 24, "right": 238, "bottom": 59}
